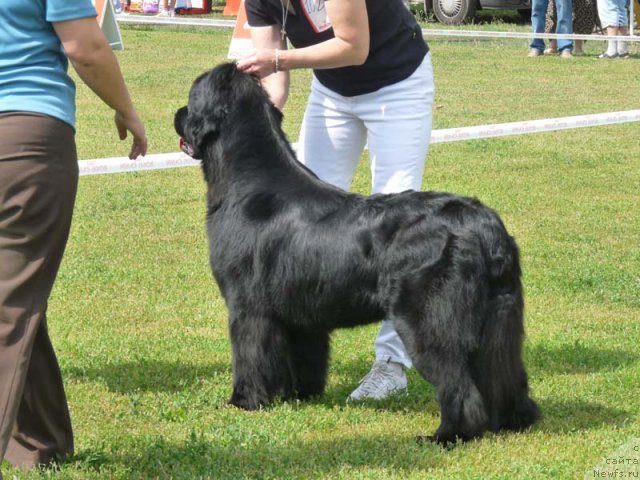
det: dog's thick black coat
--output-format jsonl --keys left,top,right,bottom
{"left": 175, "top": 63, "right": 540, "bottom": 444}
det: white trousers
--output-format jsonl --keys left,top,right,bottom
{"left": 298, "top": 53, "right": 435, "bottom": 368}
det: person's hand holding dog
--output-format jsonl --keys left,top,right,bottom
{"left": 237, "top": 49, "right": 279, "bottom": 78}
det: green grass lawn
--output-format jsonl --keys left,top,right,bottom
{"left": 3, "top": 22, "right": 639, "bottom": 479}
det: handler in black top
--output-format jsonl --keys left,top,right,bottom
{"left": 237, "top": 0, "right": 435, "bottom": 402}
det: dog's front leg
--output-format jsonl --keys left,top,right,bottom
{"left": 228, "top": 312, "right": 294, "bottom": 410}
{"left": 287, "top": 329, "right": 330, "bottom": 400}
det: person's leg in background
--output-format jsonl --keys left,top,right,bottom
{"left": 297, "top": 76, "right": 367, "bottom": 191}
{"left": 601, "top": 27, "right": 619, "bottom": 57}
{"left": 555, "top": 0, "right": 575, "bottom": 56}
{"left": 298, "top": 74, "right": 404, "bottom": 402}
{"left": 347, "top": 53, "right": 435, "bottom": 401}
{"left": 544, "top": 0, "right": 559, "bottom": 54}
{"left": 158, "top": 0, "right": 176, "bottom": 16}
{"left": 615, "top": 26, "right": 630, "bottom": 57}
{"left": 0, "top": 113, "right": 77, "bottom": 474}
{"left": 613, "top": 0, "right": 629, "bottom": 57}
{"left": 596, "top": 0, "right": 627, "bottom": 57}
{"left": 530, "top": 0, "right": 551, "bottom": 55}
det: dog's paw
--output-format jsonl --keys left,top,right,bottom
{"left": 415, "top": 433, "right": 459, "bottom": 449}
{"left": 228, "top": 398, "right": 263, "bottom": 411}
{"left": 228, "top": 391, "right": 264, "bottom": 411}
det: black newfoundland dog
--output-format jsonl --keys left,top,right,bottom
{"left": 174, "top": 63, "right": 540, "bottom": 445}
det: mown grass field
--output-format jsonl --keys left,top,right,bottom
{"left": 3, "top": 19, "right": 639, "bottom": 479}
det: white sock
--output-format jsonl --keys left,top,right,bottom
{"left": 607, "top": 40, "right": 618, "bottom": 56}
{"left": 617, "top": 41, "right": 628, "bottom": 55}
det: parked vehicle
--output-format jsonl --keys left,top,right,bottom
{"left": 410, "top": 0, "right": 531, "bottom": 25}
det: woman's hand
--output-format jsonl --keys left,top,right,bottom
{"left": 115, "top": 111, "right": 148, "bottom": 160}
{"left": 237, "top": 49, "right": 278, "bottom": 79}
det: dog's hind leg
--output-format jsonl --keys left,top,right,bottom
{"left": 287, "top": 329, "right": 330, "bottom": 400}
{"left": 393, "top": 311, "right": 489, "bottom": 445}
{"left": 228, "top": 313, "right": 294, "bottom": 410}
{"left": 411, "top": 351, "right": 488, "bottom": 445}
{"left": 391, "top": 237, "right": 490, "bottom": 445}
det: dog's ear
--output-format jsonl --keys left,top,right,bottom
{"left": 174, "top": 106, "right": 188, "bottom": 138}
{"left": 182, "top": 71, "right": 231, "bottom": 158}
{"left": 184, "top": 108, "right": 224, "bottom": 159}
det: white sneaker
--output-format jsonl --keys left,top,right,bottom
{"left": 347, "top": 360, "right": 408, "bottom": 401}
{"left": 527, "top": 48, "right": 543, "bottom": 58}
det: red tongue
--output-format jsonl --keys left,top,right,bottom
{"left": 179, "top": 138, "right": 195, "bottom": 157}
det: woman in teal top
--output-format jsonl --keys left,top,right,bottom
{"left": 0, "top": 1, "right": 147, "bottom": 474}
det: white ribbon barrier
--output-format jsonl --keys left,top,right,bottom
{"left": 79, "top": 152, "right": 198, "bottom": 176}
{"left": 79, "top": 110, "right": 640, "bottom": 176}
{"left": 430, "top": 110, "right": 640, "bottom": 143}
{"left": 116, "top": 14, "right": 234, "bottom": 28}
{"left": 422, "top": 29, "right": 640, "bottom": 42}
{"left": 115, "top": 15, "right": 640, "bottom": 42}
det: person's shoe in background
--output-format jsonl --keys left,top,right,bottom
{"left": 347, "top": 359, "right": 408, "bottom": 401}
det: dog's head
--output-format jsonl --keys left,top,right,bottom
{"left": 174, "top": 62, "right": 283, "bottom": 160}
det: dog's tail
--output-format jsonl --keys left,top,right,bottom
{"left": 474, "top": 227, "right": 540, "bottom": 433}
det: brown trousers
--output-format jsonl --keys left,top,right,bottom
{"left": 0, "top": 113, "right": 78, "bottom": 473}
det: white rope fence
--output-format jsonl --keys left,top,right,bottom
{"left": 422, "top": 30, "right": 639, "bottom": 42}
{"left": 79, "top": 110, "right": 640, "bottom": 176}
{"left": 116, "top": 14, "right": 640, "bottom": 42}
{"left": 117, "top": 15, "right": 234, "bottom": 28}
